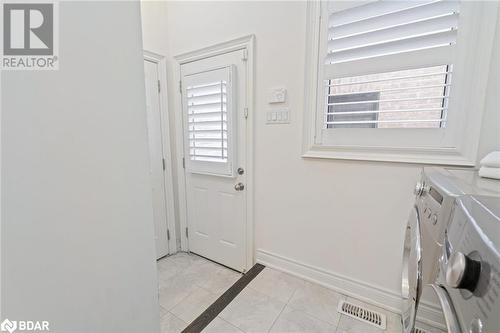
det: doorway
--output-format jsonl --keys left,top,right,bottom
{"left": 143, "top": 51, "right": 177, "bottom": 259}
{"left": 175, "top": 37, "right": 255, "bottom": 272}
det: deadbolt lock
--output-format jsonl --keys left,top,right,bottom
{"left": 237, "top": 167, "right": 244, "bottom": 175}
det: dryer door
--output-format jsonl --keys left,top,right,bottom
{"left": 413, "top": 284, "right": 461, "bottom": 333}
{"left": 402, "top": 206, "right": 423, "bottom": 333}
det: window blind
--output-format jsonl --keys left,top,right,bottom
{"left": 187, "top": 81, "right": 228, "bottom": 163}
{"left": 323, "top": 0, "right": 459, "bottom": 129}
{"left": 182, "top": 65, "right": 235, "bottom": 177}
{"left": 326, "top": 1, "right": 459, "bottom": 65}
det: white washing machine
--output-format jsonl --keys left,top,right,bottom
{"left": 436, "top": 195, "right": 500, "bottom": 333}
{"left": 401, "top": 167, "right": 500, "bottom": 333}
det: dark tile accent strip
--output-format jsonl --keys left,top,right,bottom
{"left": 181, "top": 263, "right": 266, "bottom": 333}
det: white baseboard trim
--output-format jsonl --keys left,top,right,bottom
{"left": 256, "top": 249, "right": 444, "bottom": 328}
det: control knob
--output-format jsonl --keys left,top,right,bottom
{"left": 446, "top": 252, "right": 481, "bottom": 292}
{"left": 414, "top": 181, "right": 428, "bottom": 196}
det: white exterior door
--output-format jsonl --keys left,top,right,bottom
{"left": 181, "top": 49, "right": 247, "bottom": 272}
{"left": 144, "top": 59, "right": 169, "bottom": 259}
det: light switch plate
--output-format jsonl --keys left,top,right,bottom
{"left": 266, "top": 108, "right": 290, "bottom": 124}
{"left": 269, "top": 88, "right": 287, "bottom": 104}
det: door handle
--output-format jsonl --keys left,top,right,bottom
{"left": 234, "top": 183, "right": 245, "bottom": 191}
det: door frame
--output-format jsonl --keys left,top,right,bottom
{"left": 143, "top": 50, "right": 177, "bottom": 255}
{"left": 173, "top": 35, "right": 255, "bottom": 272}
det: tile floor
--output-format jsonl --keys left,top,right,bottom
{"left": 157, "top": 253, "right": 402, "bottom": 333}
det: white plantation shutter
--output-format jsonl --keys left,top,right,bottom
{"left": 304, "top": 0, "right": 498, "bottom": 163}
{"left": 322, "top": 0, "right": 460, "bottom": 129}
{"left": 326, "top": 1, "right": 459, "bottom": 65}
{"left": 182, "top": 66, "right": 236, "bottom": 176}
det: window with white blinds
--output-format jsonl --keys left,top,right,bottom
{"left": 187, "top": 81, "right": 228, "bottom": 162}
{"left": 304, "top": 0, "right": 497, "bottom": 163}
{"left": 323, "top": 0, "right": 459, "bottom": 129}
{"left": 182, "top": 66, "right": 235, "bottom": 176}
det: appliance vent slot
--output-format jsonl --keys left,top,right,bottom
{"left": 337, "top": 300, "right": 386, "bottom": 329}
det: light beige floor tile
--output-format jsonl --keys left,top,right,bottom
{"left": 202, "top": 317, "right": 244, "bottom": 333}
{"left": 337, "top": 316, "right": 384, "bottom": 333}
{"left": 158, "top": 258, "right": 186, "bottom": 281}
{"left": 160, "top": 312, "right": 187, "bottom": 333}
{"left": 171, "top": 286, "right": 219, "bottom": 323}
{"left": 270, "top": 305, "right": 337, "bottom": 332}
{"left": 220, "top": 287, "right": 286, "bottom": 333}
{"left": 160, "top": 261, "right": 215, "bottom": 291}
{"left": 336, "top": 297, "right": 402, "bottom": 333}
{"left": 167, "top": 252, "right": 206, "bottom": 270}
{"left": 197, "top": 266, "right": 241, "bottom": 295}
{"left": 248, "top": 267, "right": 305, "bottom": 303}
{"left": 159, "top": 274, "right": 199, "bottom": 310}
{"left": 181, "top": 260, "right": 223, "bottom": 287}
{"left": 288, "top": 281, "right": 346, "bottom": 325}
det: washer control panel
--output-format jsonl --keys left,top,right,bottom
{"left": 418, "top": 182, "right": 444, "bottom": 238}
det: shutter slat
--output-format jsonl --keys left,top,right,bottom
{"left": 189, "top": 125, "right": 227, "bottom": 132}
{"left": 328, "top": 83, "right": 450, "bottom": 96}
{"left": 326, "top": 107, "right": 446, "bottom": 116}
{"left": 188, "top": 110, "right": 228, "bottom": 115}
{"left": 328, "top": 13, "right": 458, "bottom": 51}
{"left": 188, "top": 105, "right": 227, "bottom": 113}
{"left": 187, "top": 95, "right": 227, "bottom": 105}
{"left": 188, "top": 120, "right": 226, "bottom": 124}
{"left": 327, "top": 29, "right": 457, "bottom": 64}
{"left": 326, "top": 118, "right": 444, "bottom": 125}
{"left": 186, "top": 81, "right": 226, "bottom": 91}
{"left": 187, "top": 91, "right": 226, "bottom": 99}
{"left": 328, "top": 1, "right": 459, "bottom": 40}
{"left": 189, "top": 129, "right": 227, "bottom": 133}
{"left": 189, "top": 113, "right": 226, "bottom": 120}
{"left": 327, "top": 70, "right": 450, "bottom": 87}
{"left": 189, "top": 143, "right": 227, "bottom": 149}
{"left": 328, "top": 1, "right": 434, "bottom": 27}
{"left": 189, "top": 137, "right": 227, "bottom": 142}
{"left": 327, "top": 95, "right": 448, "bottom": 106}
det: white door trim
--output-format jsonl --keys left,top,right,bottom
{"left": 173, "top": 35, "right": 255, "bottom": 271}
{"left": 143, "top": 50, "right": 177, "bottom": 255}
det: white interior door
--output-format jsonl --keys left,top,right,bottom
{"left": 181, "top": 49, "right": 247, "bottom": 272}
{"left": 144, "top": 59, "right": 169, "bottom": 259}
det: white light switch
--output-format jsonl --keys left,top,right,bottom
{"left": 266, "top": 108, "right": 290, "bottom": 124}
{"left": 269, "top": 88, "right": 287, "bottom": 104}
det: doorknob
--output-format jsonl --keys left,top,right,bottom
{"left": 234, "top": 182, "right": 245, "bottom": 191}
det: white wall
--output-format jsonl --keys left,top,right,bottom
{"left": 141, "top": 0, "right": 500, "bottom": 311}
{"left": 2, "top": 2, "right": 160, "bottom": 332}
{"left": 478, "top": 6, "right": 500, "bottom": 162}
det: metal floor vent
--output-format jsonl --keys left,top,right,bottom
{"left": 337, "top": 300, "right": 387, "bottom": 330}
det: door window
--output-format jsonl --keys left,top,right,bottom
{"left": 182, "top": 66, "right": 236, "bottom": 176}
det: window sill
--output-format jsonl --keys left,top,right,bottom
{"left": 302, "top": 145, "right": 475, "bottom": 166}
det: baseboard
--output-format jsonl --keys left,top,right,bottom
{"left": 256, "top": 249, "right": 444, "bottom": 329}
